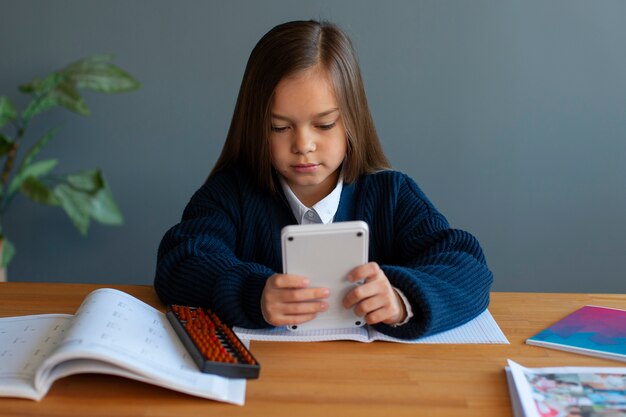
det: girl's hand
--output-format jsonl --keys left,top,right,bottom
{"left": 342, "top": 262, "right": 407, "bottom": 325}
{"left": 261, "top": 274, "right": 330, "bottom": 326}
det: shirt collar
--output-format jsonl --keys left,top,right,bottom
{"left": 279, "top": 174, "right": 343, "bottom": 225}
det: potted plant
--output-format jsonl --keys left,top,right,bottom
{"left": 0, "top": 55, "right": 140, "bottom": 280}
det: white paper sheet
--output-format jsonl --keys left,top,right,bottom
{"left": 234, "top": 309, "right": 509, "bottom": 344}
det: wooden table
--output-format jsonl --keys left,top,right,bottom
{"left": 1, "top": 282, "right": 625, "bottom": 417}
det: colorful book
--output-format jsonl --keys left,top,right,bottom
{"left": 526, "top": 305, "right": 626, "bottom": 362}
{"left": 505, "top": 359, "right": 626, "bottom": 417}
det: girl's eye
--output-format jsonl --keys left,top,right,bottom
{"left": 317, "top": 122, "right": 336, "bottom": 131}
{"left": 271, "top": 126, "right": 289, "bottom": 133}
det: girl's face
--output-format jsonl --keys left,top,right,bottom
{"left": 270, "top": 66, "right": 348, "bottom": 207}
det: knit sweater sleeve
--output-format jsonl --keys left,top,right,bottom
{"left": 372, "top": 173, "right": 493, "bottom": 339}
{"left": 154, "top": 171, "right": 274, "bottom": 329}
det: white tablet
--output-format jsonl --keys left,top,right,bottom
{"left": 281, "top": 220, "right": 369, "bottom": 331}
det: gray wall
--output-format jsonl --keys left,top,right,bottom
{"left": 1, "top": 1, "right": 625, "bottom": 292}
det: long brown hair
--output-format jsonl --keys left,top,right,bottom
{"left": 210, "top": 20, "right": 390, "bottom": 193}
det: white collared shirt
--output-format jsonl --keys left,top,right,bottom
{"left": 278, "top": 175, "right": 343, "bottom": 225}
{"left": 278, "top": 174, "right": 413, "bottom": 327}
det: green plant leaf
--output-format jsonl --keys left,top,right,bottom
{"left": 5, "top": 56, "right": 135, "bottom": 237}
{"left": 19, "top": 72, "right": 65, "bottom": 95}
{"left": 20, "top": 73, "right": 72, "bottom": 121}
{"left": 20, "top": 56, "right": 139, "bottom": 122}
{"left": 21, "top": 82, "right": 91, "bottom": 120}
{"left": 52, "top": 169, "right": 123, "bottom": 234}
{"left": 0, "top": 237, "right": 16, "bottom": 268}
{"left": 53, "top": 182, "right": 91, "bottom": 235}
{"left": 20, "top": 176, "right": 61, "bottom": 206}
{"left": 8, "top": 159, "right": 58, "bottom": 196}
{"left": 54, "top": 81, "right": 90, "bottom": 116}
{"left": 0, "top": 96, "right": 17, "bottom": 128}
{"left": 21, "top": 94, "right": 60, "bottom": 122}
{"left": 91, "top": 183, "right": 123, "bottom": 225}
{"left": 65, "top": 169, "right": 103, "bottom": 191}
{"left": 63, "top": 55, "right": 141, "bottom": 93}
{"left": 19, "top": 127, "right": 58, "bottom": 170}
{"left": 0, "top": 134, "right": 13, "bottom": 157}
{"left": 65, "top": 169, "right": 123, "bottom": 224}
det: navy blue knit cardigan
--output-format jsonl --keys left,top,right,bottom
{"left": 155, "top": 167, "right": 493, "bottom": 339}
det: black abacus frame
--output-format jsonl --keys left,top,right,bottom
{"left": 166, "top": 306, "right": 260, "bottom": 379}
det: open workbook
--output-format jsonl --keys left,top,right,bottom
{"left": 0, "top": 288, "right": 246, "bottom": 405}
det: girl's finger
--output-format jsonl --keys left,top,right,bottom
{"left": 353, "top": 296, "right": 385, "bottom": 317}
{"left": 282, "top": 301, "right": 329, "bottom": 315}
{"left": 270, "top": 274, "right": 310, "bottom": 289}
{"left": 347, "top": 262, "right": 381, "bottom": 283}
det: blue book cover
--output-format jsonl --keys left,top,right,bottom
{"left": 526, "top": 305, "right": 626, "bottom": 362}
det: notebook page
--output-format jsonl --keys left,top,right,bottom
{"left": 234, "top": 325, "right": 369, "bottom": 342}
{"left": 0, "top": 314, "right": 72, "bottom": 399}
{"left": 235, "top": 309, "right": 509, "bottom": 344}
{"left": 37, "top": 288, "right": 246, "bottom": 404}
{"left": 370, "top": 309, "right": 509, "bottom": 344}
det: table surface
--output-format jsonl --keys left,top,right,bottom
{"left": 1, "top": 282, "right": 625, "bottom": 417}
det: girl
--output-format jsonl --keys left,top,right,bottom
{"left": 155, "top": 20, "right": 493, "bottom": 340}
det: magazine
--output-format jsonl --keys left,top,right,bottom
{"left": 526, "top": 305, "right": 626, "bottom": 362}
{"left": 0, "top": 288, "right": 246, "bottom": 404}
{"left": 234, "top": 309, "right": 509, "bottom": 344}
{"left": 506, "top": 359, "right": 626, "bottom": 417}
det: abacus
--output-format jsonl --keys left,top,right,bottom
{"left": 166, "top": 305, "right": 260, "bottom": 379}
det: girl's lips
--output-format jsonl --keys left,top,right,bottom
{"left": 292, "top": 163, "right": 319, "bottom": 173}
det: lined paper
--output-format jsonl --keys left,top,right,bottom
{"left": 234, "top": 309, "right": 509, "bottom": 344}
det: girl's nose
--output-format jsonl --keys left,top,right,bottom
{"left": 292, "top": 129, "right": 316, "bottom": 154}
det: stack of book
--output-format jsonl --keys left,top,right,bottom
{"left": 507, "top": 305, "right": 626, "bottom": 417}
